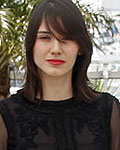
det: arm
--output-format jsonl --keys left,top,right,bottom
{"left": 0, "top": 114, "right": 8, "bottom": 150}
{"left": 110, "top": 100, "right": 120, "bottom": 150}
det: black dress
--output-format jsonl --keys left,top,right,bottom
{"left": 0, "top": 92, "right": 120, "bottom": 150}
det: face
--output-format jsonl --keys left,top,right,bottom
{"left": 33, "top": 20, "right": 79, "bottom": 79}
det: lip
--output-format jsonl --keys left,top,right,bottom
{"left": 47, "top": 59, "right": 65, "bottom": 65}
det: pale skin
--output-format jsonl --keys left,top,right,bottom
{"left": 33, "top": 20, "right": 80, "bottom": 101}
{"left": 0, "top": 20, "right": 119, "bottom": 150}
{"left": 0, "top": 20, "right": 80, "bottom": 149}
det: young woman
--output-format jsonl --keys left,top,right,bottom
{"left": 0, "top": 0, "right": 120, "bottom": 149}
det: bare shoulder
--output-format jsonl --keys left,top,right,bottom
{"left": 0, "top": 114, "right": 7, "bottom": 150}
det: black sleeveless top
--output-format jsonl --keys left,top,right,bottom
{"left": 0, "top": 92, "right": 119, "bottom": 150}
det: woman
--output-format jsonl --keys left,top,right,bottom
{"left": 0, "top": 0, "right": 120, "bottom": 149}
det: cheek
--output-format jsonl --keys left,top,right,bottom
{"left": 68, "top": 45, "right": 79, "bottom": 58}
{"left": 33, "top": 43, "right": 38, "bottom": 58}
{"left": 33, "top": 46, "right": 42, "bottom": 66}
{"left": 33, "top": 43, "right": 44, "bottom": 60}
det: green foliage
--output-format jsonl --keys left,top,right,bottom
{"left": 0, "top": 0, "right": 116, "bottom": 97}
{"left": 75, "top": 0, "right": 114, "bottom": 49}
{"left": 0, "top": 0, "right": 114, "bottom": 70}
{"left": 90, "top": 79, "right": 104, "bottom": 92}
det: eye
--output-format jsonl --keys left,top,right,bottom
{"left": 60, "top": 37, "right": 71, "bottom": 43}
{"left": 38, "top": 35, "right": 51, "bottom": 40}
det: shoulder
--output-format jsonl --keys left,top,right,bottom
{"left": 0, "top": 95, "right": 14, "bottom": 112}
{"left": 94, "top": 92, "right": 120, "bottom": 117}
{"left": 0, "top": 92, "right": 24, "bottom": 138}
{"left": 94, "top": 91, "right": 120, "bottom": 108}
{"left": 0, "top": 91, "right": 23, "bottom": 106}
{"left": 0, "top": 91, "right": 24, "bottom": 118}
{"left": 95, "top": 91, "right": 119, "bottom": 104}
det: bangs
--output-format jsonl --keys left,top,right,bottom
{"left": 42, "top": 3, "right": 76, "bottom": 40}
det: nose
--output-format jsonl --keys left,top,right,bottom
{"left": 50, "top": 40, "right": 62, "bottom": 55}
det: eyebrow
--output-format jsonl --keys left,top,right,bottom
{"left": 37, "top": 31, "right": 51, "bottom": 34}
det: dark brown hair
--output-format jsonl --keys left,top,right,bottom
{"left": 24, "top": 0, "right": 99, "bottom": 101}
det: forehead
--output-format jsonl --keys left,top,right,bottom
{"left": 38, "top": 17, "right": 67, "bottom": 34}
{"left": 37, "top": 19, "right": 65, "bottom": 38}
{"left": 38, "top": 20, "right": 48, "bottom": 32}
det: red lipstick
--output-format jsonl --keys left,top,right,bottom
{"left": 47, "top": 59, "right": 65, "bottom": 65}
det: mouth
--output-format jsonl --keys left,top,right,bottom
{"left": 47, "top": 59, "right": 65, "bottom": 65}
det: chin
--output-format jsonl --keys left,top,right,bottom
{"left": 47, "top": 72, "right": 64, "bottom": 77}
{"left": 39, "top": 68, "right": 70, "bottom": 78}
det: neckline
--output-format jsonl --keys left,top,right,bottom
{"left": 16, "top": 92, "right": 78, "bottom": 113}
{"left": 35, "top": 97, "right": 74, "bottom": 106}
{"left": 15, "top": 91, "right": 104, "bottom": 114}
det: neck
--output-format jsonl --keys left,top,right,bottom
{"left": 38, "top": 72, "right": 73, "bottom": 101}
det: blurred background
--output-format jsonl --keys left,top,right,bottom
{"left": 0, "top": 0, "right": 120, "bottom": 100}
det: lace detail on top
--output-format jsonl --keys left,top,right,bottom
{"left": 0, "top": 92, "right": 119, "bottom": 150}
